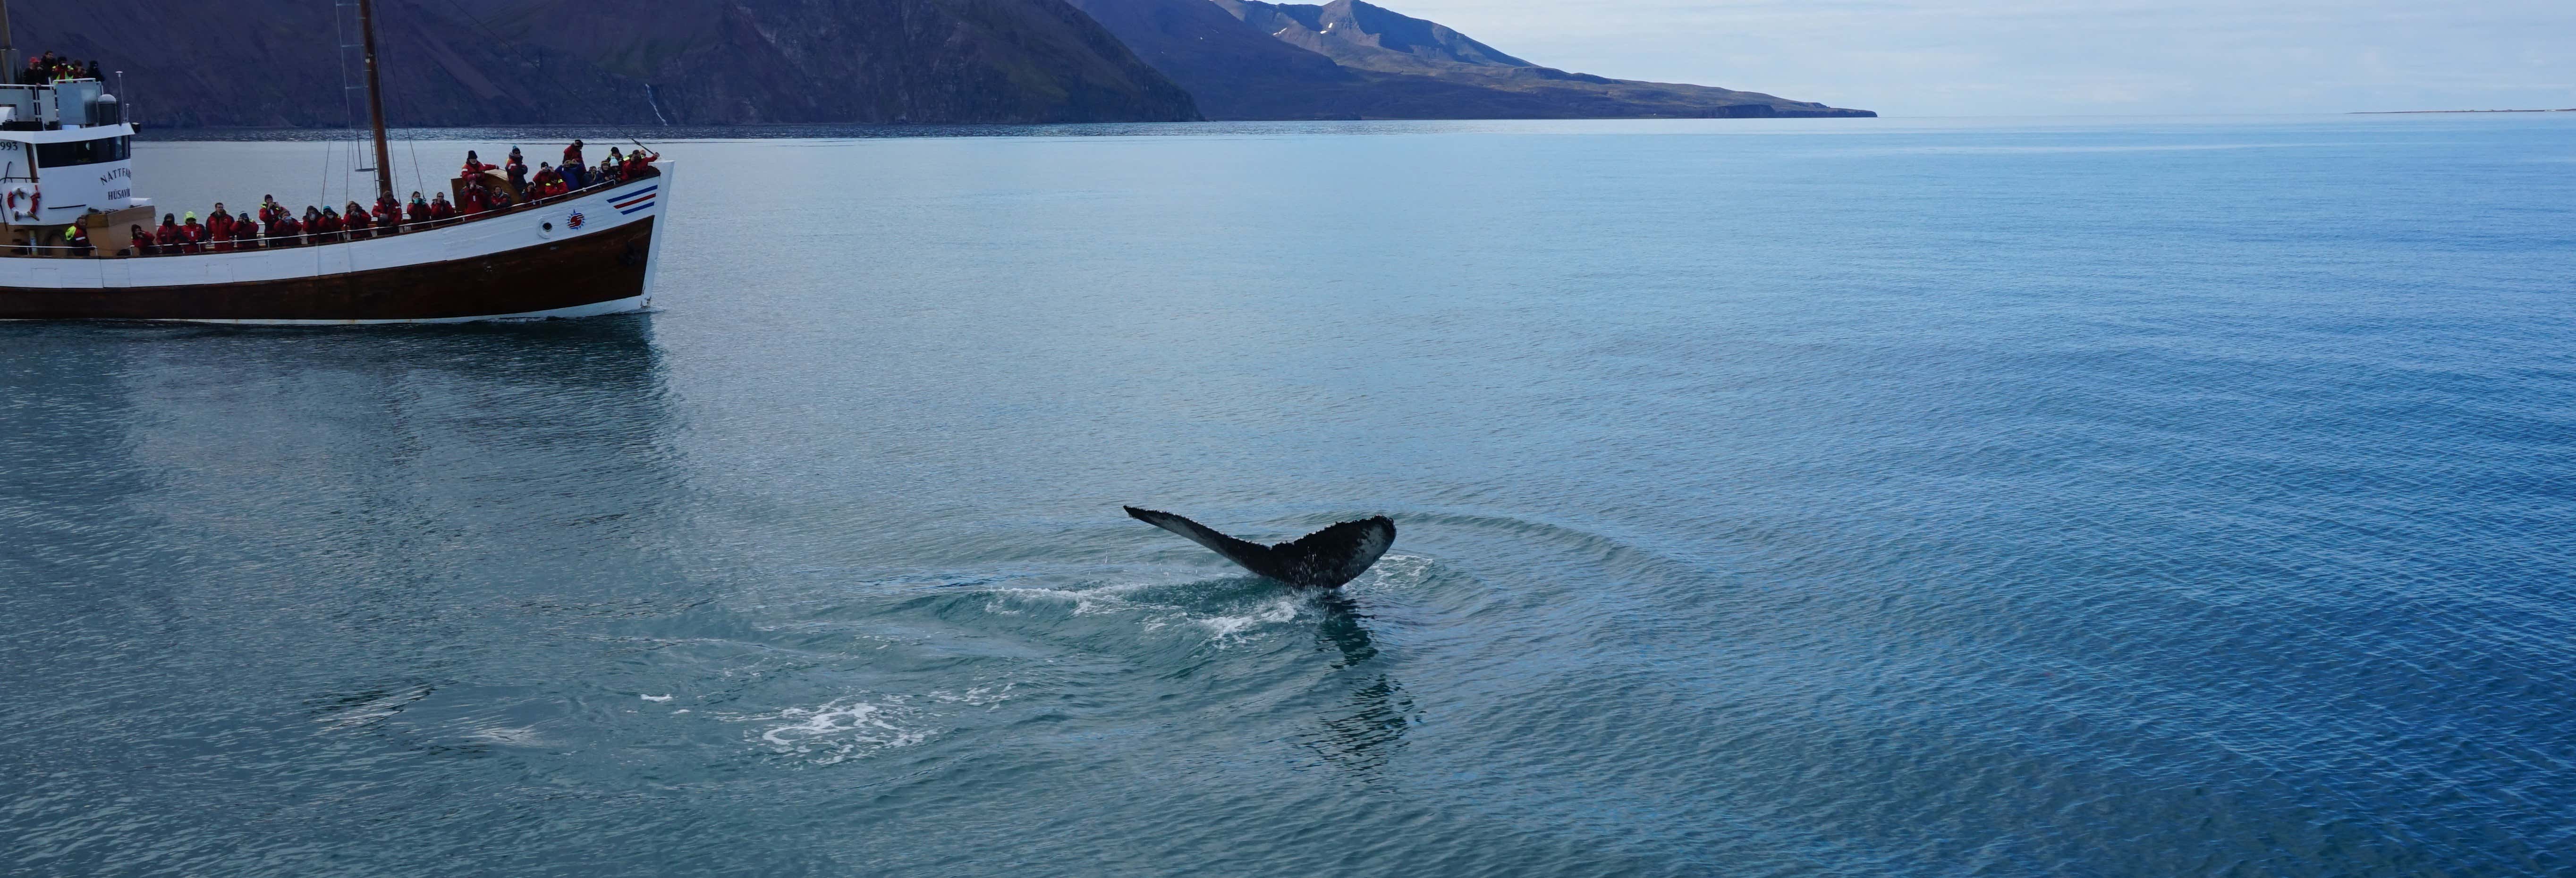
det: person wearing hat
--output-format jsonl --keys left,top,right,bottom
{"left": 61, "top": 224, "right": 90, "bottom": 256}
{"left": 232, "top": 212, "right": 261, "bottom": 250}
{"left": 179, "top": 212, "right": 207, "bottom": 253}
{"left": 562, "top": 140, "right": 587, "bottom": 189}
{"left": 505, "top": 147, "right": 529, "bottom": 193}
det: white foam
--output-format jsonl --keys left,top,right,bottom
{"left": 929, "top": 683, "right": 1016, "bottom": 709}
{"left": 1198, "top": 595, "right": 1305, "bottom": 645}
{"left": 641, "top": 694, "right": 673, "bottom": 702}
{"left": 987, "top": 581, "right": 1170, "bottom": 617}
{"left": 465, "top": 724, "right": 546, "bottom": 747}
{"left": 733, "top": 697, "right": 927, "bottom": 765}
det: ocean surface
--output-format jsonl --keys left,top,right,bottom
{"left": 6, "top": 116, "right": 2574, "bottom": 876}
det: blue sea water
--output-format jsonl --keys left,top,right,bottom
{"left": 6, "top": 116, "right": 2575, "bottom": 875}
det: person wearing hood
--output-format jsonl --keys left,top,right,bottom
{"left": 505, "top": 147, "right": 530, "bottom": 193}
{"left": 154, "top": 214, "right": 183, "bottom": 252}
{"left": 562, "top": 140, "right": 587, "bottom": 189}
{"left": 129, "top": 224, "right": 155, "bottom": 256}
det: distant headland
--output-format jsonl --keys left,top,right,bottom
{"left": 6, "top": 0, "right": 1868, "bottom": 127}
{"left": 2352, "top": 109, "right": 2576, "bottom": 114}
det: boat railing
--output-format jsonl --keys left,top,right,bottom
{"left": 6, "top": 166, "right": 660, "bottom": 259}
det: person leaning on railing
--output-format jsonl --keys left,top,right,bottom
{"left": 269, "top": 210, "right": 302, "bottom": 247}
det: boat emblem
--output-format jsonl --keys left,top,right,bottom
{"left": 567, "top": 211, "right": 586, "bottom": 229}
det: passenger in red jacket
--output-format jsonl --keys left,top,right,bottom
{"left": 208, "top": 213, "right": 233, "bottom": 251}
{"left": 233, "top": 215, "right": 261, "bottom": 249}
{"left": 343, "top": 202, "right": 373, "bottom": 239}
{"left": 179, "top": 214, "right": 207, "bottom": 253}
{"left": 462, "top": 184, "right": 489, "bottom": 214}
{"left": 428, "top": 193, "right": 456, "bottom": 220}
{"left": 130, "top": 224, "right": 156, "bottom": 256}
{"left": 273, "top": 211, "right": 304, "bottom": 247}
{"left": 154, "top": 215, "right": 182, "bottom": 251}
{"left": 562, "top": 139, "right": 586, "bottom": 188}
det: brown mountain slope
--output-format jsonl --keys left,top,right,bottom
{"left": 1065, "top": 0, "right": 1873, "bottom": 119}
{"left": 6, "top": 0, "right": 1199, "bottom": 127}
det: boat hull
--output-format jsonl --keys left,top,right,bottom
{"left": 0, "top": 164, "right": 672, "bottom": 324}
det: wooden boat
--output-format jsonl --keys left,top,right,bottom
{"left": 0, "top": 0, "right": 669, "bottom": 323}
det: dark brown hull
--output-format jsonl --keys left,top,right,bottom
{"left": 0, "top": 218, "right": 654, "bottom": 322}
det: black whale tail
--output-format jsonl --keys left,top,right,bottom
{"left": 1123, "top": 507, "right": 1396, "bottom": 588}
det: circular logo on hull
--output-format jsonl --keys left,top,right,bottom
{"left": 567, "top": 211, "right": 587, "bottom": 229}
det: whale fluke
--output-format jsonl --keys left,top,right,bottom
{"left": 1124, "top": 507, "right": 1396, "bottom": 588}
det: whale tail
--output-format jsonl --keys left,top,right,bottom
{"left": 1124, "top": 507, "right": 1396, "bottom": 588}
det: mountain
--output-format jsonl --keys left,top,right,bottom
{"left": 5, "top": 0, "right": 1200, "bottom": 127}
{"left": 1063, "top": 0, "right": 1873, "bottom": 119}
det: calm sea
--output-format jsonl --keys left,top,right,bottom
{"left": 6, "top": 117, "right": 2574, "bottom": 876}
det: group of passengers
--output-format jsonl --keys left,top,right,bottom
{"left": 18, "top": 52, "right": 102, "bottom": 85}
{"left": 109, "top": 141, "right": 657, "bottom": 256}
{"left": 131, "top": 196, "right": 398, "bottom": 255}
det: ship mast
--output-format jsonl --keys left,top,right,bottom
{"left": 356, "top": 0, "right": 395, "bottom": 205}
{"left": 1, "top": 0, "right": 17, "bottom": 81}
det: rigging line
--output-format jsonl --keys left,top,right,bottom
{"left": 405, "top": 135, "right": 426, "bottom": 199}
{"left": 317, "top": 134, "right": 334, "bottom": 214}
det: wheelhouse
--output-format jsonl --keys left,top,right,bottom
{"left": 1, "top": 77, "right": 145, "bottom": 253}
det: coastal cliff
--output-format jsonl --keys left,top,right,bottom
{"left": 1064, "top": 0, "right": 1874, "bottom": 120}
{"left": 7, "top": 0, "right": 1201, "bottom": 127}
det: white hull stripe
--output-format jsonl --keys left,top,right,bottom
{"left": 0, "top": 164, "right": 672, "bottom": 291}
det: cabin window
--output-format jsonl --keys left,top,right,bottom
{"left": 35, "top": 135, "right": 129, "bottom": 167}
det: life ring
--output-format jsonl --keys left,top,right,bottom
{"left": 5, "top": 185, "right": 35, "bottom": 221}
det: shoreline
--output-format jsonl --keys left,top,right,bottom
{"left": 2352, "top": 108, "right": 2576, "bottom": 114}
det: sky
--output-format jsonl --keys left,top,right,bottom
{"left": 1390, "top": 0, "right": 2576, "bottom": 116}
